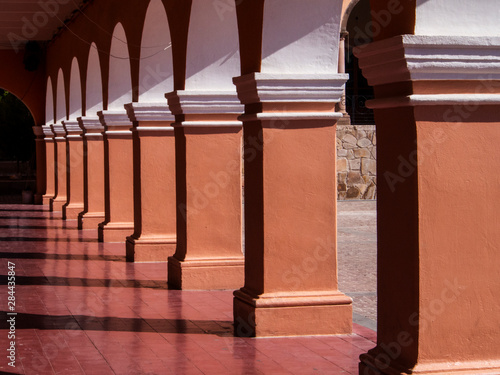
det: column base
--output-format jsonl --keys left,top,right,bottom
{"left": 50, "top": 197, "right": 67, "bottom": 212}
{"left": 78, "top": 212, "right": 105, "bottom": 230}
{"left": 126, "top": 235, "right": 176, "bottom": 262}
{"left": 168, "top": 256, "right": 244, "bottom": 290}
{"left": 63, "top": 204, "right": 84, "bottom": 220}
{"left": 359, "top": 353, "right": 500, "bottom": 375}
{"left": 98, "top": 222, "right": 134, "bottom": 243}
{"left": 233, "top": 289, "right": 352, "bottom": 337}
{"left": 43, "top": 195, "right": 54, "bottom": 207}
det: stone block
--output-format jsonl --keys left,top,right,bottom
{"left": 337, "top": 158, "right": 348, "bottom": 172}
{"left": 354, "top": 148, "right": 371, "bottom": 158}
{"left": 342, "top": 134, "right": 357, "bottom": 147}
{"left": 361, "top": 159, "right": 377, "bottom": 175}
{"left": 357, "top": 138, "right": 372, "bottom": 148}
{"left": 348, "top": 171, "right": 364, "bottom": 185}
{"left": 349, "top": 159, "right": 361, "bottom": 170}
{"left": 337, "top": 149, "right": 348, "bottom": 157}
{"left": 346, "top": 186, "right": 361, "bottom": 199}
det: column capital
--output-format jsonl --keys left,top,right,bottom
{"left": 165, "top": 90, "right": 244, "bottom": 116}
{"left": 124, "top": 102, "right": 175, "bottom": 123}
{"left": 97, "top": 110, "right": 133, "bottom": 135}
{"left": 233, "top": 73, "right": 347, "bottom": 121}
{"left": 32, "top": 126, "right": 44, "bottom": 139}
{"left": 355, "top": 35, "right": 500, "bottom": 108}
{"left": 78, "top": 116, "right": 104, "bottom": 136}
{"left": 62, "top": 120, "right": 83, "bottom": 138}
{"left": 233, "top": 73, "right": 348, "bottom": 105}
{"left": 51, "top": 123, "right": 66, "bottom": 139}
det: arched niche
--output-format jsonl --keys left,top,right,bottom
{"left": 185, "top": 0, "right": 240, "bottom": 91}
{"left": 107, "top": 23, "right": 132, "bottom": 110}
{"left": 341, "top": 0, "right": 361, "bottom": 31}
{"left": 55, "top": 69, "right": 66, "bottom": 123}
{"left": 69, "top": 57, "right": 83, "bottom": 120}
{"left": 86, "top": 43, "right": 104, "bottom": 116}
{"left": 138, "top": 0, "right": 173, "bottom": 101}
{"left": 261, "top": 0, "right": 341, "bottom": 74}
{"left": 45, "top": 77, "right": 54, "bottom": 124}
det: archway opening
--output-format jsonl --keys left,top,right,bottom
{"left": 0, "top": 89, "right": 36, "bottom": 203}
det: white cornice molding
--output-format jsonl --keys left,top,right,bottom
{"left": 181, "top": 121, "right": 242, "bottom": 128}
{"left": 368, "top": 93, "right": 500, "bottom": 109}
{"left": 233, "top": 73, "right": 348, "bottom": 105}
{"left": 165, "top": 90, "right": 244, "bottom": 116}
{"left": 239, "top": 112, "right": 343, "bottom": 122}
{"left": 97, "top": 110, "right": 132, "bottom": 131}
{"left": 77, "top": 116, "right": 103, "bottom": 129}
{"left": 42, "top": 125, "right": 54, "bottom": 139}
{"left": 355, "top": 35, "right": 500, "bottom": 86}
{"left": 124, "top": 102, "right": 175, "bottom": 123}
{"left": 62, "top": 120, "right": 83, "bottom": 138}
{"left": 51, "top": 123, "right": 66, "bottom": 139}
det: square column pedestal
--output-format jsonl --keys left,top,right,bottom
{"left": 41, "top": 125, "right": 55, "bottom": 206}
{"left": 77, "top": 117, "right": 106, "bottom": 230}
{"left": 97, "top": 111, "right": 134, "bottom": 242}
{"left": 232, "top": 73, "right": 352, "bottom": 337}
{"left": 165, "top": 91, "right": 245, "bottom": 289}
{"left": 50, "top": 123, "right": 68, "bottom": 212}
{"left": 356, "top": 35, "right": 500, "bottom": 374}
{"left": 124, "top": 103, "right": 177, "bottom": 262}
{"left": 62, "top": 121, "right": 85, "bottom": 220}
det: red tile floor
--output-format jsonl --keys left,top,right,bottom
{"left": 0, "top": 204, "right": 376, "bottom": 374}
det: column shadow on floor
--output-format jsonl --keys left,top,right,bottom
{"left": 0, "top": 275, "right": 168, "bottom": 288}
{"left": 0, "top": 252, "right": 125, "bottom": 262}
{"left": 0, "top": 312, "right": 233, "bottom": 336}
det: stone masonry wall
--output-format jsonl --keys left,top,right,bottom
{"left": 337, "top": 125, "right": 377, "bottom": 200}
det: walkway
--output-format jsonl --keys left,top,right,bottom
{"left": 0, "top": 201, "right": 377, "bottom": 375}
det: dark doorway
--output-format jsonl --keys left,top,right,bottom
{"left": 0, "top": 89, "right": 36, "bottom": 203}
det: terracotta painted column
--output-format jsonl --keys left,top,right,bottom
{"left": 356, "top": 34, "right": 500, "bottom": 375}
{"left": 33, "top": 126, "right": 46, "bottom": 205}
{"left": 165, "top": 92, "right": 244, "bottom": 289}
{"left": 62, "top": 120, "right": 85, "bottom": 220}
{"left": 50, "top": 123, "right": 67, "bottom": 211}
{"left": 232, "top": 74, "right": 351, "bottom": 337}
{"left": 42, "top": 125, "right": 56, "bottom": 206}
{"left": 77, "top": 117, "right": 105, "bottom": 230}
{"left": 97, "top": 111, "right": 134, "bottom": 242}
{"left": 125, "top": 103, "right": 176, "bottom": 262}
{"left": 231, "top": 0, "right": 351, "bottom": 337}
{"left": 164, "top": 0, "right": 244, "bottom": 289}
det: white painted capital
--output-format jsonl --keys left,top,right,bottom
{"left": 124, "top": 102, "right": 175, "bottom": 123}
{"left": 42, "top": 125, "right": 55, "bottom": 140}
{"left": 355, "top": 35, "right": 500, "bottom": 86}
{"left": 97, "top": 110, "right": 133, "bottom": 135}
{"left": 165, "top": 91, "right": 244, "bottom": 116}
{"left": 62, "top": 120, "right": 83, "bottom": 139}
{"left": 78, "top": 116, "right": 104, "bottom": 137}
{"left": 355, "top": 35, "right": 500, "bottom": 108}
{"left": 51, "top": 123, "right": 66, "bottom": 140}
{"left": 233, "top": 73, "right": 348, "bottom": 104}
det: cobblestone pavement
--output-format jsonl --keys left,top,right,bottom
{"left": 337, "top": 200, "right": 377, "bottom": 330}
